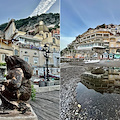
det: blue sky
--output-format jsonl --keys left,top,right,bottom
{"left": 0, "top": 0, "right": 39, "bottom": 24}
{"left": 48, "top": 0, "right": 60, "bottom": 13}
{"left": 61, "top": 0, "right": 120, "bottom": 50}
{"left": 0, "top": 0, "right": 59, "bottom": 25}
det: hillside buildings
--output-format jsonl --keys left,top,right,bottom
{"left": 62, "top": 25, "right": 120, "bottom": 60}
{"left": 0, "top": 19, "right": 60, "bottom": 78}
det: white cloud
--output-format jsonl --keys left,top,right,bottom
{"left": 30, "top": 0, "right": 56, "bottom": 17}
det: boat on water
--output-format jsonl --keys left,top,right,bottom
{"left": 84, "top": 59, "right": 100, "bottom": 63}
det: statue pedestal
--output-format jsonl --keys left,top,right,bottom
{"left": 0, "top": 105, "right": 38, "bottom": 120}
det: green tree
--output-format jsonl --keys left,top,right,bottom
{"left": 31, "top": 85, "right": 36, "bottom": 101}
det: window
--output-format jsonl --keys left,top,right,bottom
{"left": 91, "top": 34, "right": 95, "bottom": 37}
{"left": 104, "top": 34, "right": 109, "bottom": 37}
{"left": 87, "top": 36, "right": 90, "bottom": 38}
{"left": 96, "top": 34, "right": 102, "bottom": 36}
{"left": 46, "top": 34, "right": 48, "bottom": 38}
{"left": 39, "top": 33, "right": 43, "bottom": 36}
{"left": 24, "top": 56, "right": 29, "bottom": 62}
{"left": 34, "top": 57, "right": 38, "bottom": 64}
{"left": 53, "top": 38, "right": 55, "bottom": 44}
{"left": 25, "top": 51, "right": 28, "bottom": 54}
{"left": 111, "top": 44, "right": 114, "bottom": 47}
{"left": 1, "top": 54, "right": 5, "bottom": 62}
{"left": 53, "top": 48, "right": 56, "bottom": 52}
{"left": 19, "top": 38, "right": 25, "bottom": 43}
{"left": 14, "top": 49, "right": 18, "bottom": 55}
{"left": 98, "top": 43, "right": 101, "bottom": 46}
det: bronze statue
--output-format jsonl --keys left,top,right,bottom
{"left": 0, "top": 55, "right": 32, "bottom": 113}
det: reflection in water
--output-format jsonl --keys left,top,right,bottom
{"left": 76, "top": 67, "right": 120, "bottom": 119}
{"left": 81, "top": 67, "right": 120, "bottom": 94}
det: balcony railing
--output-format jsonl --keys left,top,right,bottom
{"left": 77, "top": 44, "right": 105, "bottom": 50}
{"left": 19, "top": 44, "right": 42, "bottom": 50}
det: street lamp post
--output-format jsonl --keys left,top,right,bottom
{"left": 42, "top": 44, "right": 50, "bottom": 81}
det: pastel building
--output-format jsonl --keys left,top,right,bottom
{"left": 3, "top": 19, "right": 60, "bottom": 77}
{"left": 74, "top": 29, "right": 120, "bottom": 59}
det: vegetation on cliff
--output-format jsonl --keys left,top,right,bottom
{"left": 0, "top": 13, "right": 60, "bottom": 32}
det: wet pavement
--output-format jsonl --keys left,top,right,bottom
{"left": 76, "top": 67, "right": 120, "bottom": 119}
{"left": 77, "top": 82, "right": 120, "bottom": 120}
{"left": 60, "top": 61, "right": 120, "bottom": 120}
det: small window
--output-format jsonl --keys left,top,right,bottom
{"left": 1, "top": 54, "right": 5, "bottom": 62}
{"left": 14, "top": 49, "right": 18, "bottom": 55}
{"left": 87, "top": 36, "right": 90, "bottom": 38}
{"left": 24, "top": 56, "right": 29, "bottom": 62}
{"left": 46, "top": 34, "right": 48, "bottom": 38}
{"left": 104, "top": 34, "right": 109, "bottom": 37}
{"left": 34, "top": 57, "right": 38, "bottom": 64}
{"left": 39, "top": 33, "right": 43, "bottom": 36}
{"left": 53, "top": 48, "right": 56, "bottom": 52}
{"left": 25, "top": 51, "right": 28, "bottom": 54}
{"left": 53, "top": 38, "right": 55, "bottom": 44}
{"left": 96, "top": 34, "right": 102, "bottom": 36}
{"left": 34, "top": 52, "right": 37, "bottom": 55}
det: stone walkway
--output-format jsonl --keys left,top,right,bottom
{"left": 30, "top": 90, "right": 59, "bottom": 120}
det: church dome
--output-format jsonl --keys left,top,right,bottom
{"left": 39, "top": 21, "right": 44, "bottom": 25}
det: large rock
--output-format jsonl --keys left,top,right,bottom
{"left": 91, "top": 67, "right": 105, "bottom": 74}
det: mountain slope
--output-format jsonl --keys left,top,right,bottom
{"left": 0, "top": 13, "right": 60, "bottom": 32}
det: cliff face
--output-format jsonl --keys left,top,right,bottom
{"left": 0, "top": 13, "right": 60, "bottom": 33}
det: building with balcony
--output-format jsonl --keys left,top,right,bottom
{"left": 3, "top": 19, "right": 60, "bottom": 77}
{"left": 73, "top": 29, "right": 120, "bottom": 59}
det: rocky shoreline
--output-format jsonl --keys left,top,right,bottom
{"left": 60, "top": 64, "right": 85, "bottom": 120}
